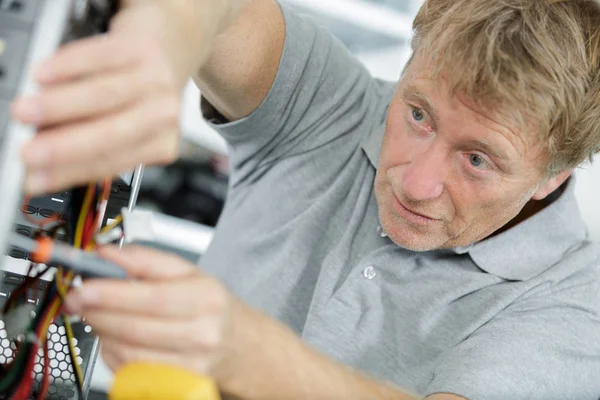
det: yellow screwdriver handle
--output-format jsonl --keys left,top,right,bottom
{"left": 109, "top": 363, "right": 221, "bottom": 400}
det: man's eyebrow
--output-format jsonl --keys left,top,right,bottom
{"left": 402, "top": 84, "right": 439, "bottom": 122}
{"left": 465, "top": 139, "right": 511, "bottom": 161}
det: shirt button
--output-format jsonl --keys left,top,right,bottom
{"left": 377, "top": 225, "right": 388, "bottom": 238}
{"left": 362, "top": 266, "right": 377, "bottom": 280}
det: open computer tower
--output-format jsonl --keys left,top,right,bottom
{"left": 0, "top": 1, "right": 133, "bottom": 399}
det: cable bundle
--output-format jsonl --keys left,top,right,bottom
{"left": 0, "top": 178, "right": 114, "bottom": 400}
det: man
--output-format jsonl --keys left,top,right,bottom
{"left": 9, "top": 0, "right": 600, "bottom": 399}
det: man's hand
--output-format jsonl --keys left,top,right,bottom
{"left": 10, "top": 1, "right": 239, "bottom": 195}
{"left": 64, "top": 245, "right": 240, "bottom": 381}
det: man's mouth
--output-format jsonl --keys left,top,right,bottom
{"left": 390, "top": 192, "right": 439, "bottom": 226}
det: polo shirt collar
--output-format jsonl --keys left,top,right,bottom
{"left": 361, "top": 124, "right": 589, "bottom": 282}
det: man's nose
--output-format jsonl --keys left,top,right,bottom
{"left": 401, "top": 145, "right": 445, "bottom": 201}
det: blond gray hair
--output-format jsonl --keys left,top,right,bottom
{"left": 411, "top": 0, "right": 600, "bottom": 175}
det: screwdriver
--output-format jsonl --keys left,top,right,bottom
{"left": 8, "top": 232, "right": 127, "bottom": 279}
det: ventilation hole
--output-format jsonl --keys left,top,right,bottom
{"left": 3, "top": 348, "right": 12, "bottom": 357}
{"left": 0, "top": 356, "right": 5, "bottom": 364}
{"left": 48, "top": 349, "right": 56, "bottom": 359}
{"left": 76, "top": 356, "right": 83, "bottom": 365}
{"left": 38, "top": 208, "right": 56, "bottom": 218}
{"left": 8, "top": 249, "right": 26, "bottom": 259}
{"left": 74, "top": 347, "right": 80, "bottom": 356}
{"left": 50, "top": 359, "right": 58, "bottom": 368}
{"left": 84, "top": 325, "right": 92, "bottom": 333}
{"left": 61, "top": 370, "right": 71, "bottom": 380}
{"left": 56, "top": 352, "right": 65, "bottom": 361}
{"left": 0, "top": 330, "right": 6, "bottom": 339}
{"left": 1, "top": 339, "right": 9, "bottom": 348}
{"left": 49, "top": 324, "right": 57, "bottom": 333}
{"left": 21, "top": 205, "right": 36, "bottom": 214}
{"left": 58, "top": 361, "right": 68, "bottom": 371}
{"left": 54, "top": 343, "right": 63, "bottom": 352}
{"left": 51, "top": 368, "right": 60, "bottom": 378}
{"left": 16, "top": 228, "right": 31, "bottom": 237}
{"left": 71, "top": 338, "right": 78, "bottom": 346}
{"left": 58, "top": 326, "right": 66, "bottom": 335}
{"left": 33, "top": 364, "right": 42, "bottom": 373}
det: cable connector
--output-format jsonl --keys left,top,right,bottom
{"left": 94, "top": 226, "right": 123, "bottom": 245}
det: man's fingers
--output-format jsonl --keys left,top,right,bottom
{"left": 100, "top": 338, "right": 212, "bottom": 375}
{"left": 22, "top": 96, "right": 179, "bottom": 169}
{"left": 82, "top": 310, "right": 224, "bottom": 355}
{"left": 11, "top": 67, "right": 148, "bottom": 127}
{"left": 65, "top": 276, "right": 222, "bottom": 318}
{"left": 33, "top": 34, "right": 140, "bottom": 84}
{"left": 98, "top": 245, "right": 197, "bottom": 280}
{"left": 85, "top": 312, "right": 192, "bottom": 350}
{"left": 23, "top": 126, "right": 178, "bottom": 195}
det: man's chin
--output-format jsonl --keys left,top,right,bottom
{"left": 388, "top": 231, "right": 443, "bottom": 252}
{"left": 380, "top": 212, "right": 447, "bottom": 252}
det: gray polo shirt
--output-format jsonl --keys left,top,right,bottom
{"left": 199, "top": 4, "right": 600, "bottom": 399}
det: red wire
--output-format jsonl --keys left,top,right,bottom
{"left": 82, "top": 210, "right": 95, "bottom": 249}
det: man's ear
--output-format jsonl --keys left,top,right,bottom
{"left": 532, "top": 170, "right": 573, "bottom": 200}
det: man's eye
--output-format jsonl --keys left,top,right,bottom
{"left": 469, "top": 154, "right": 486, "bottom": 168}
{"left": 412, "top": 107, "right": 426, "bottom": 122}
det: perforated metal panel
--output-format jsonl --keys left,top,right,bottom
{"left": 0, "top": 271, "right": 97, "bottom": 400}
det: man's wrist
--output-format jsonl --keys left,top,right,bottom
{"left": 124, "top": 0, "right": 247, "bottom": 81}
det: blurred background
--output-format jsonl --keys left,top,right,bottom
{"left": 137, "top": 0, "right": 600, "bottom": 241}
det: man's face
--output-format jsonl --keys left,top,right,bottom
{"left": 375, "top": 56, "right": 566, "bottom": 251}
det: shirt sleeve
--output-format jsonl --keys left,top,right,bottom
{"left": 425, "top": 273, "right": 600, "bottom": 400}
{"left": 200, "top": 2, "right": 392, "bottom": 187}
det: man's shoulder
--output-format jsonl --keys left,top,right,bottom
{"left": 534, "top": 239, "right": 600, "bottom": 304}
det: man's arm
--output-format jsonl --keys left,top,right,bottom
{"left": 220, "top": 302, "right": 465, "bottom": 400}
{"left": 193, "top": 0, "right": 286, "bottom": 122}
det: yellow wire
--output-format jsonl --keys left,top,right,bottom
{"left": 39, "top": 298, "right": 61, "bottom": 342}
{"left": 100, "top": 214, "right": 123, "bottom": 235}
{"left": 55, "top": 268, "right": 84, "bottom": 386}
{"left": 52, "top": 183, "right": 94, "bottom": 388}
{"left": 64, "top": 315, "right": 84, "bottom": 386}
{"left": 74, "top": 185, "right": 95, "bottom": 249}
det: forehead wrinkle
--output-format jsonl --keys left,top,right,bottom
{"left": 453, "top": 94, "right": 527, "bottom": 159}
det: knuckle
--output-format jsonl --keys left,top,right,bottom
{"left": 149, "top": 285, "right": 170, "bottom": 315}
{"left": 111, "top": 114, "right": 133, "bottom": 138}
{"left": 153, "top": 61, "right": 178, "bottom": 91}
{"left": 157, "top": 137, "right": 179, "bottom": 165}
{"left": 203, "top": 279, "right": 230, "bottom": 313}
{"left": 99, "top": 77, "right": 128, "bottom": 107}
{"left": 190, "top": 319, "right": 223, "bottom": 351}
{"left": 161, "top": 96, "right": 181, "bottom": 125}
